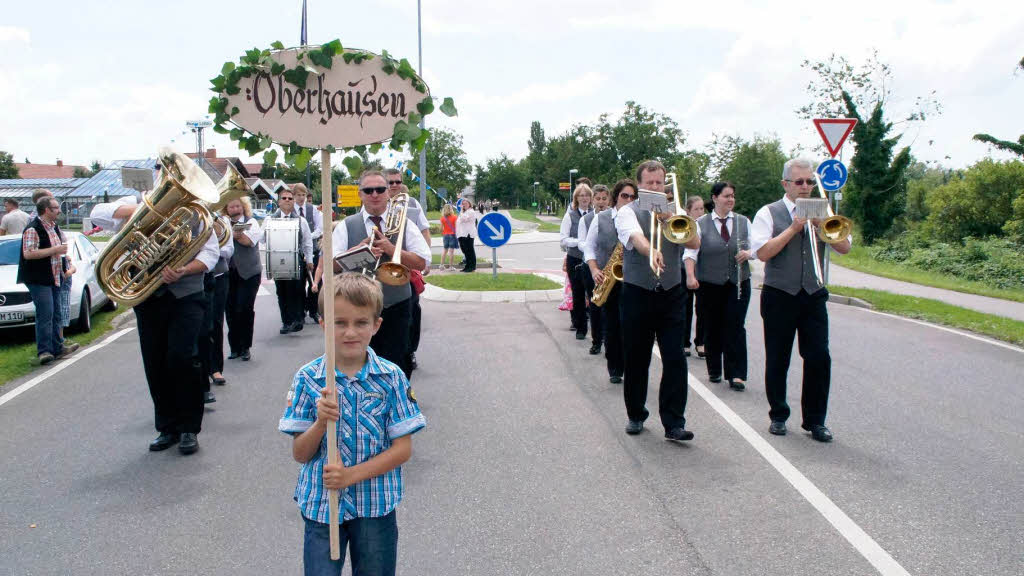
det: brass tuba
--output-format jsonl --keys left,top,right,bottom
{"left": 591, "top": 243, "right": 623, "bottom": 307}
{"left": 95, "top": 147, "right": 219, "bottom": 307}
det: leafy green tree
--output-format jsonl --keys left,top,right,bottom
{"left": 420, "top": 128, "right": 470, "bottom": 209}
{"left": 923, "top": 159, "right": 1024, "bottom": 242}
{"left": 608, "top": 101, "right": 685, "bottom": 175}
{"left": 91, "top": 160, "right": 103, "bottom": 173}
{"left": 73, "top": 167, "right": 91, "bottom": 178}
{"left": 0, "top": 151, "right": 18, "bottom": 178}
{"left": 274, "top": 160, "right": 347, "bottom": 204}
{"left": 842, "top": 91, "right": 912, "bottom": 243}
{"left": 474, "top": 155, "right": 530, "bottom": 207}
{"left": 672, "top": 150, "right": 712, "bottom": 199}
{"left": 717, "top": 136, "right": 788, "bottom": 217}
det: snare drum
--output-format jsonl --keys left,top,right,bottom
{"left": 262, "top": 218, "right": 301, "bottom": 280}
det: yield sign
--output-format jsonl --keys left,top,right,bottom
{"left": 813, "top": 118, "right": 857, "bottom": 158}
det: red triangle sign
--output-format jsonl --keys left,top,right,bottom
{"left": 813, "top": 118, "right": 857, "bottom": 157}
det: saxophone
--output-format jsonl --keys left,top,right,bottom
{"left": 591, "top": 243, "right": 623, "bottom": 307}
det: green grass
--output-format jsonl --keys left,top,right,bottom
{"left": 426, "top": 273, "right": 560, "bottom": 291}
{"left": 508, "top": 209, "right": 561, "bottom": 233}
{"left": 426, "top": 210, "right": 442, "bottom": 221}
{"left": 0, "top": 307, "right": 129, "bottom": 387}
{"left": 832, "top": 244, "right": 1024, "bottom": 303}
{"left": 430, "top": 253, "right": 492, "bottom": 267}
{"left": 828, "top": 286, "right": 1024, "bottom": 346}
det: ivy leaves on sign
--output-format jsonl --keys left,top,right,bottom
{"left": 207, "top": 39, "right": 458, "bottom": 171}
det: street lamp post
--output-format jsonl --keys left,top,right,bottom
{"left": 533, "top": 181, "right": 539, "bottom": 213}
{"left": 568, "top": 168, "right": 578, "bottom": 212}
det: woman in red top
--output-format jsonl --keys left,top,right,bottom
{"left": 439, "top": 203, "right": 459, "bottom": 271}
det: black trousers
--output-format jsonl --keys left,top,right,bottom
{"left": 197, "top": 275, "right": 216, "bottom": 391}
{"left": 134, "top": 290, "right": 206, "bottom": 435}
{"left": 566, "top": 255, "right": 588, "bottom": 335}
{"left": 209, "top": 273, "right": 229, "bottom": 374}
{"left": 684, "top": 288, "right": 705, "bottom": 349}
{"left": 226, "top": 269, "right": 260, "bottom": 354}
{"left": 620, "top": 283, "right": 688, "bottom": 429}
{"left": 304, "top": 249, "right": 321, "bottom": 318}
{"left": 372, "top": 299, "right": 412, "bottom": 380}
{"left": 275, "top": 277, "right": 305, "bottom": 326}
{"left": 581, "top": 265, "right": 604, "bottom": 346}
{"left": 409, "top": 289, "right": 421, "bottom": 355}
{"left": 602, "top": 282, "right": 624, "bottom": 378}
{"left": 760, "top": 286, "right": 832, "bottom": 426}
{"left": 457, "top": 236, "right": 476, "bottom": 271}
{"left": 699, "top": 279, "right": 750, "bottom": 381}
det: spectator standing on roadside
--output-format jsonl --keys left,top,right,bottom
{"left": 1, "top": 198, "right": 30, "bottom": 236}
{"left": 456, "top": 198, "right": 479, "bottom": 272}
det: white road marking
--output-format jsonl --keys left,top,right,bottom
{"left": 653, "top": 347, "right": 912, "bottom": 576}
{"left": 847, "top": 307, "right": 1024, "bottom": 354}
{"left": 543, "top": 257, "right": 566, "bottom": 261}
{"left": 0, "top": 327, "right": 136, "bottom": 408}
{"left": 258, "top": 285, "right": 271, "bottom": 296}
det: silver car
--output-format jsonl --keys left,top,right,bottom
{"left": 0, "top": 232, "right": 114, "bottom": 333}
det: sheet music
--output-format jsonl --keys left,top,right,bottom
{"left": 795, "top": 198, "right": 829, "bottom": 220}
{"left": 637, "top": 190, "right": 669, "bottom": 214}
{"left": 333, "top": 244, "right": 378, "bottom": 274}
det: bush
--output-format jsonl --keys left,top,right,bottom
{"left": 876, "top": 236, "right": 1024, "bottom": 291}
{"left": 922, "top": 159, "right": 1024, "bottom": 243}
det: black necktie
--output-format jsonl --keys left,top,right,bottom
{"left": 369, "top": 215, "right": 383, "bottom": 232}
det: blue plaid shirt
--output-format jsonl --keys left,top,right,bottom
{"left": 279, "top": 347, "right": 426, "bottom": 523}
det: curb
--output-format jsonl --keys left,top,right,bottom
{"left": 827, "top": 294, "right": 874, "bottom": 310}
{"left": 421, "top": 272, "right": 564, "bottom": 304}
{"left": 110, "top": 310, "right": 135, "bottom": 329}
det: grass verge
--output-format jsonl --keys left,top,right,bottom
{"left": 426, "top": 273, "right": 560, "bottom": 291}
{"left": 832, "top": 245, "right": 1024, "bottom": 303}
{"left": 508, "top": 209, "right": 561, "bottom": 233}
{"left": 828, "top": 286, "right": 1024, "bottom": 347}
{"left": 0, "top": 308, "right": 129, "bottom": 387}
{"left": 430, "top": 253, "right": 493, "bottom": 267}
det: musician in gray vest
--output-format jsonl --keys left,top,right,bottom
{"left": 91, "top": 184, "right": 219, "bottom": 455}
{"left": 272, "top": 189, "right": 314, "bottom": 334}
{"left": 584, "top": 179, "right": 638, "bottom": 384}
{"left": 384, "top": 169, "right": 431, "bottom": 374}
{"left": 291, "top": 183, "right": 323, "bottom": 323}
{"left": 684, "top": 182, "right": 754, "bottom": 392}
{"left": 750, "top": 158, "right": 851, "bottom": 442}
{"left": 331, "top": 171, "right": 431, "bottom": 379}
{"left": 614, "top": 161, "right": 700, "bottom": 441}
{"left": 578, "top": 184, "right": 610, "bottom": 355}
{"left": 198, "top": 220, "right": 234, "bottom": 402}
{"left": 559, "top": 184, "right": 593, "bottom": 339}
{"left": 225, "top": 197, "right": 263, "bottom": 361}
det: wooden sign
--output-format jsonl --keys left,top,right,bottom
{"left": 223, "top": 48, "right": 429, "bottom": 149}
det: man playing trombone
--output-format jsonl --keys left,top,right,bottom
{"left": 331, "top": 171, "right": 431, "bottom": 379}
{"left": 750, "top": 158, "right": 851, "bottom": 442}
{"left": 613, "top": 161, "right": 700, "bottom": 441}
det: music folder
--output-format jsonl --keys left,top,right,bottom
{"left": 332, "top": 244, "right": 378, "bottom": 275}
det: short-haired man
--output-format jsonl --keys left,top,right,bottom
{"left": 750, "top": 158, "right": 851, "bottom": 442}
{"left": 614, "top": 161, "right": 700, "bottom": 441}
{"left": 18, "top": 197, "right": 73, "bottom": 365}
{"left": 273, "top": 189, "right": 315, "bottom": 334}
{"left": 290, "top": 183, "right": 324, "bottom": 323}
{"left": 332, "top": 171, "right": 431, "bottom": 379}
{"left": 1, "top": 198, "right": 30, "bottom": 236}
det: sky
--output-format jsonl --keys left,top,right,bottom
{"left": 1, "top": 0, "right": 1022, "bottom": 176}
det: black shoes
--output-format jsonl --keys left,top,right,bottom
{"left": 729, "top": 379, "right": 746, "bottom": 391}
{"left": 211, "top": 375, "right": 226, "bottom": 386}
{"left": 280, "top": 324, "right": 290, "bottom": 334}
{"left": 665, "top": 427, "right": 694, "bottom": 442}
{"left": 769, "top": 421, "right": 787, "bottom": 436}
{"left": 625, "top": 420, "right": 644, "bottom": 435}
{"left": 309, "top": 312, "right": 321, "bottom": 324}
{"left": 609, "top": 375, "right": 622, "bottom": 384}
{"left": 241, "top": 349, "right": 251, "bottom": 361}
{"left": 575, "top": 332, "right": 586, "bottom": 340}
{"left": 149, "top": 433, "right": 180, "bottom": 451}
{"left": 227, "top": 351, "right": 239, "bottom": 360}
{"left": 589, "top": 343, "right": 602, "bottom": 355}
{"left": 37, "top": 352, "right": 55, "bottom": 365}
{"left": 709, "top": 375, "right": 722, "bottom": 383}
{"left": 204, "top": 391, "right": 216, "bottom": 404}
{"left": 683, "top": 347, "right": 691, "bottom": 357}
{"left": 281, "top": 322, "right": 304, "bottom": 334}
{"left": 804, "top": 424, "right": 834, "bottom": 443}
{"left": 178, "top": 433, "right": 199, "bottom": 455}
{"left": 696, "top": 346, "right": 706, "bottom": 358}
{"left": 410, "top": 353, "right": 418, "bottom": 370}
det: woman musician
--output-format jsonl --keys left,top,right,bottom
{"left": 225, "top": 196, "right": 263, "bottom": 362}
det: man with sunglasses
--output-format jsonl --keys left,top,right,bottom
{"left": 331, "top": 171, "right": 431, "bottom": 378}
{"left": 750, "top": 158, "right": 851, "bottom": 443}
{"left": 272, "top": 189, "right": 315, "bottom": 334}
{"left": 383, "top": 168, "right": 431, "bottom": 374}
{"left": 584, "top": 179, "right": 637, "bottom": 385}
{"left": 18, "top": 197, "right": 73, "bottom": 365}
{"left": 614, "top": 162, "right": 701, "bottom": 442}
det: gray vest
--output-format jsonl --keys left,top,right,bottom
{"left": 762, "top": 200, "right": 825, "bottom": 296}
{"left": 213, "top": 255, "right": 229, "bottom": 276}
{"left": 566, "top": 209, "right": 586, "bottom": 259}
{"left": 592, "top": 210, "right": 618, "bottom": 268}
{"left": 695, "top": 213, "right": 751, "bottom": 285}
{"left": 165, "top": 218, "right": 206, "bottom": 299}
{"left": 622, "top": 208, "right": 682, "bottom": 291}
{"left": 297, "top": 203, "right": 317, "bottom": 236}
{"left": 231, "top": 217, "right": 262, "bottom": 279}
{"left": 343, "top": 213, "right": 411, "bottom": 309}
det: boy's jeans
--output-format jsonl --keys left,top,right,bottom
{"left": 26, "top": 283, "right": 62, "bottom": 356}
{"left": 303, "top": 511, "right": 397, "bottom": 576}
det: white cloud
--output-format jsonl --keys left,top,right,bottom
{"left": 0, "top": 26, "right": 30, "bottom": 44}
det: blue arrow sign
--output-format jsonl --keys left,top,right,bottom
{"left": 816, "top": 159, "right": 848, "bottom": 192}
{"left": 477, "top": 212, "right": 511, "bottom": 248}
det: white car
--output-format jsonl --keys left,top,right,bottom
{"left": 0, "top": 232, "right": 114, "bottom": 333}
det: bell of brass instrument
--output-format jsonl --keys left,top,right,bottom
{"left": 210, "top": 163, "right": 255, "bottom": 248}
{"left": 591, "top": 243, "right": 623, "bottom": 307}
{"left": 812, "top": 173, "right": 853, "bottom": 244}
{"left": 375, "top": 192, "right": 411, "bottom": 286}
{"left": 95, "top": 147, "right": 219, "bottom": 307}
{"left": 213, "top": 215, "right": 233, "bottom": 247}
{"left": 661, "top": 173, "right": 697, "bottom": 245}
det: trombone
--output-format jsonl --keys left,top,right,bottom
{"left": 645, "top": 172, "right": 697, "bottom": 277}
{"left": 374, "top": 192, "right": 412, "bottom": 286}
{"left": 803, "top": 173, "right": 854, "bottom": 285}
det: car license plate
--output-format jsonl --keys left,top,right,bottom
{"left": 0, "top": 311, "right": 25, "bottom": 323}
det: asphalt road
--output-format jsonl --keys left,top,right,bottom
{"left": 1, "top": 277, "right": 1022, "bottom": 575}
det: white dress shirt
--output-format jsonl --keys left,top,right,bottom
{"left": 90, "top": 195, "right": 218, "bottom": 272}
{"left": 582, "top": 207, "right": 616, "bottom": 263}
{"left": 295, "top": 202, "right": 323, "bottom": 240}
{"left": 683, "top": 211, "right": 757, "bottom": 262}
{"left": 331, "top": 207, "right": 432, "bottom": 262}
{"left": 559, "top": 208, "right": 591, "bottom": 251}
{"left": 407, "top": 196, "right": 431, "bottom": 232}
{"left": 614, "top": 203, "right": 644, "bottom": 250}
{"left": 456, "top": 209, "right": 478, "bottom": 238}
{"left": 749, "top": 195, "right": 852, "bottom": 260}
{"left": 234, "top": 216, "right": 264, "bottom": 246}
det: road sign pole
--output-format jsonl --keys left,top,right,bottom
{"left": 492, "top": 247, "right": 498, "bottom": 279}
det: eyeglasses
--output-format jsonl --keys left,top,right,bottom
{"left": 279, "top": 196, "right": 293, "bottom": 202}
{"left": 361, "top": 187, "right": 388, "bottom": 195}
{"left": 619, "top": 192, "right": 637, "bottom": 200}
{"left": 387, "top": 180, "right": 402, "bottom": 186}
{"left": 785, "top": 179, "right": 816, "bottom": 186}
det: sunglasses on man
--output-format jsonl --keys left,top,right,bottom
{"left": 387, "top": 180, "right": 402, "bottom": 186}
{"left": 785, "top": 179, "right": 816, "bottom": 186}
{"left": 361, "top": 187, "right": 389, "bottom": 195}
